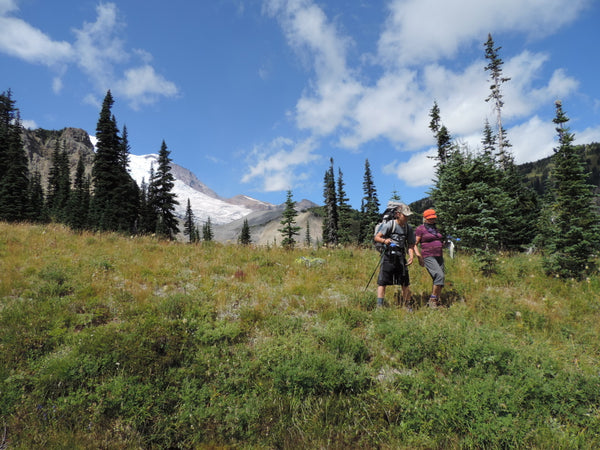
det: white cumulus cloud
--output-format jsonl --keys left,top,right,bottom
{"left": 242, "top": 137, "right": 321, "bottom": 192}
{"left": 0, "top": 1, "right": 178, "bottom": 110}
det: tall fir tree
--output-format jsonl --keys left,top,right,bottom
{"left": 481, "top": 119, "right": 496, "bottom": 158}
{"left": 484, "top": 33, "right": 511, "bottom": 169}
{"left": 483, "top": 36, "right": 538, "bottom": 250}
{"left": 429, "top": 101, "right": 452, "bottom": 165}
{"left": 430, "top": 144, "right": 508, "bottom": 253}
{"left": 202, "top": 217, "right": 214, "bottom": 242}
{"left": 27, "top": 170, "right": 47, "bottom": 222}
{"left": 278, "top": 189, "right": 301, "bottom": 249}
{"left": 66, "top": 155, "right": 90, "bottom": 230}
{"left": 90, "top": 90, "right": 138, "bottom": 232}
{"left": 336, "top": 167, "right": 353, "bottom": 245}
{"left": 359, "top": 159, "right": 380, "bottom": 245}
{"left": 113, "top": 124, "right": 140, "bottom": 232}
{"left": 322, "top": 157, "right": 338, "bottom": 245}
{"left": 138, "top": 173, "right": 157, "bottom": 234}
{"left": 47, "top": 140, "right": 71, "bottom": 222}
{"left": 0, "top": 90, "right": 29, "bottom": 221}
{"left": 539, "top": 101, "right": 600, "bottom": 279}
{"left": 239, "top": 218, "right": 252, "bottom": 245}
{"left": 183, "top": 198, "right": 199, "bottom": 243}
{"left": 305, "top": 220, "right": 312, "bottom": 247}
{"left": 153, "top": 140, "right": 180, "bottom": 239}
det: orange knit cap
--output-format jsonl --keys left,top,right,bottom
{"left": 423, "top": 209, "right": 437, "bottom": 220}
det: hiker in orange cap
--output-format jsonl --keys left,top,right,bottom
{"left": 415, "top": 209, "right": 445, "bottom": 308}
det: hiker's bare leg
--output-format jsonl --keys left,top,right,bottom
{"left": 402, "top": 285, "right": 411, "bottom": 303}
{"left": 432, "top": 285, "right": 442, "bottom": 298}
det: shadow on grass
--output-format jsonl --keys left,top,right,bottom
{"left": 393, "top": 287, "right": 464, "bottom": 310}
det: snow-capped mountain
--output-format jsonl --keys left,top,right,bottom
{"left": 128, "top": 154, "right": 269, "bottom": 225}
{"left": 23, "top": 128, "right": 276, "bottom": 227}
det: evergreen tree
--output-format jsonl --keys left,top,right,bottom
{"left": 499, "top": 158, "right": 539, "bottom": 250}
{"left": 305, "top": 220, "right": 312, "bottom": 247}
{"left": 239, "top": 218, "right": 252, "bottom": 245}
{"left": 359, "top": 159, "right": 380, "bottom": 245}
{"left": 429, "top": 145, "right": 508, "bottom": 256}
{"left": 482, "top": 38, "right": 537, "bottom": 250}
{"left": 539, "top": 101, "right": 600, "bottom": 279}
{"left": 90, "top": 90, "right": 138, "bottom": 232}
{"left": 0, "top": 90, "right": 29, "bottom": 221}
{"left": 336, "top": 167, "right": 353, "bottom": 245}
{"left": 138, "top": 174, "right": 157, "bottom": 234}
{"left": 278, "top": 189, "right": 301, "bottom": 249}
{"left": 66, "top": 155, "right": 90, "bottom": 230}
{"left": 47, "top": 140, "right": 71, "bottom": 222}
{"left": 481, "top": 119, "right": 496, "bottom": 158}
{"left": 484, "top": 33, "right": 511, "bottom": 169}
{"left": 113, "top": 124, "right": 140, "bottom": 232}
{"left": 183, "top": 198, "right": 198, "bottom": 243}
{"left": 429, "top": 101, "right": 452, "bottom": 165}
{"left": 202, "top": 217, "right": 214, "bottom": 242}
{"left": 27, "top": 170, "right": 47, "bottom": 222}
{"left": 153, "top": 141, "right": 180, "bottom": 239}
{"left": 322, "top": 157, "right": 338, "bottom": 245}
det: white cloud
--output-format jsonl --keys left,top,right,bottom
{"left": 242, "top": 137, "right": 321, "bottom": 191}
{"left": 259, "top": 0, "right": 596, "bottom": 193}
{"left": 340, "top": 71, "right": 429, "bottom": 149}
{"left": 0, "top": 0, "right": 18, "bottom": 15}
{"left": 71, "top": 3, "right": 178, "bottom": 109}
{"left": 21, "top": 119, "right": 37, "bottom": 129}
{"left": 0, "top": 1, "right": 177, "bottom": 110}
{"left": 576, "top": 126, "right": 600, "bottom": 146}
{"left": 72, "top": 3, "right": 127, "bottom": 90}
{"left": 114, "top": 65, "right": 179, "bottom": 110}
{"left": 52, "top": 76, "right": 63, "bottom": 94}
{"left": 508, "top": 116, "right": 556, "bottom": 164}
{"left": 377, "top": 0, "right": 588, "bottom": 67}
{"left": 0, "top": 16, "right": 73, "bottom": 66}
{"left": 264, "top": 0, "right": 362, "bottom": 136}
{"left": 384, "top": 149, "right": 437, "bottom": 187}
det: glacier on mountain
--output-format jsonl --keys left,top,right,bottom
{"left": 128, "top": 154, "right": 252, "bottom": 225}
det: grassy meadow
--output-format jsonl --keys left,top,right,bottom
{"left": 1, "top": 221, "right": 600, "bottom": 449}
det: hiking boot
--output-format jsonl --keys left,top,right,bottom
{"left": 428, "top": 296, "right": 439, "bottom": 309}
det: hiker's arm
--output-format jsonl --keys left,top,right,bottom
{"left": 414, "top": 237, "right": 424, "bottom": 266}
{"left": 406, "top": 244, "right": 415, "bottom": 265}
{"left": 375, "top": 232, "right": 392, "bottom": 246}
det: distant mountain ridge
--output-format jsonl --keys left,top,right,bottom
{"left": 21, "top": 127, "right": 278, "bottom": 226}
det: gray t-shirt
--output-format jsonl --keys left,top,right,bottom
{"left": 378, "top": 221, "right": 415, "bottom": 248}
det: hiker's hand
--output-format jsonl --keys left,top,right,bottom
{"left": 418, "top": 255, "right": 425, "bottom": 267}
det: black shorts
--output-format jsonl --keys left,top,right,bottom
{"left": 377, "top": 252, "right": 410, "bottom": 287}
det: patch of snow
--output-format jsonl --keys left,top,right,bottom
{"left": 128, "top": 154, "right": 251, "bottom": 225}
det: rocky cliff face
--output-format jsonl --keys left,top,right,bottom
{"left": 22, "top": 127, "right": 95, "bottom": 185}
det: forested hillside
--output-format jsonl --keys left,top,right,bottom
{"left": 519, "top": 142, "right": 600, "bottom": 197}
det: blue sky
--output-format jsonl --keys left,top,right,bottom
{"left": 1, "top": 0, "right": 599, "bottom": 209}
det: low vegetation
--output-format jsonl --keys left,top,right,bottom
{"left": 1, "top": 222, "right": 600, "bottom": 449}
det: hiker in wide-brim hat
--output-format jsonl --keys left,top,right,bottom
{"left": 374, "top": 203, "right": 416, "bottom": 308}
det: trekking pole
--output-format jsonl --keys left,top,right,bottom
{"left": 364, "top": 250, "right": 385, "bottom": 291}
